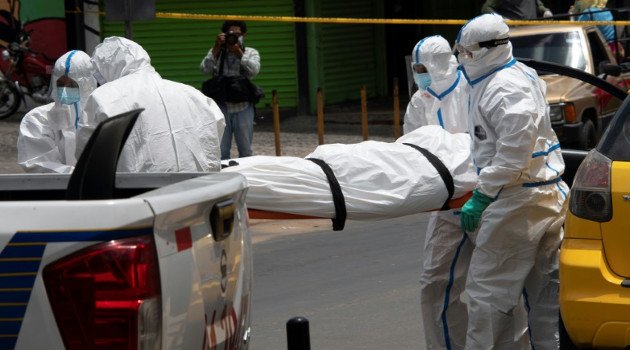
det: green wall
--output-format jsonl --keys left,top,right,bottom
{"left": 102, "top": 0, "right": 298, "bottom": 109}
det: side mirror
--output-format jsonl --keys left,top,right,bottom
{"left": 600, "top": 61, "right": 622, "bottom": 77}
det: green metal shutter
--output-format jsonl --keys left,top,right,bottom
{"left": 101, "top": 0, "right": 298, "bottom": 108}
{"left": 310, "top": 0, "right": 386, "bottom": 105}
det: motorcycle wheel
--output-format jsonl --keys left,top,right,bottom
{"left": 0, "top": 81, "right": 21, "bottom": 120}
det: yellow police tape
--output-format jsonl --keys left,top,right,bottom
{"left": 72, "top": 9, "right": 630, "bottom": 27}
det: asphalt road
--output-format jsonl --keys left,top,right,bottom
{"left": 248, "top": 214, "right": 429, "bottom": 349}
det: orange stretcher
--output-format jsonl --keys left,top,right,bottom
{"left": 248, "top": 191, "right": 473, "bottom": 220}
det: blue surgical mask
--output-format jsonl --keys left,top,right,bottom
{"left": 414, "top": 72, "right": 431, "bottom": 90}
{"left": 58, "top": 87, "right": 80, "bottom": 105}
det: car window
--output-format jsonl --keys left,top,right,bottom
{"left": 599, "top": 98, "right": 630, "bottom": 160}
{"left": 587, "top": 30, "right": 609, "bottom": 75}
{"left": 511, "top": 31, "right": 586, "bottom": 72}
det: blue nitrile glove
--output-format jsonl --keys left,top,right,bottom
{"left": 460, "top": 189, "right": 495, "bottom": 232}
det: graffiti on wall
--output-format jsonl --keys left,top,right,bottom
{"left": 0, "top": 0, "right": 67, "bottom": 64}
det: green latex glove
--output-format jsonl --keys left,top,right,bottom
{"left": 460, "top": 189, "right": 495, "bottom": 232}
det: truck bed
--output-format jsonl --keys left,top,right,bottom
{"left": 0, "top": 172, "right": 204, "bottom": 200}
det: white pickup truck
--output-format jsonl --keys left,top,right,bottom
{"left": 0, "top": 110, "right": 252, "bottom": 350}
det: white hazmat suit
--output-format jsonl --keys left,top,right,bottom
{"left": 404, "top": 36, "right": 468, "bottom": 134}
{"left": 404, "top": 35, "right": 473, "bottom": 350}
{"left": 456, "top": 13, "right": 568, "bottom": 349}
{"left": 17, "top": 50, "right": 96, "bottom": 173}
{"left": 77, "top": 36, "right": 225, "bottom": 172}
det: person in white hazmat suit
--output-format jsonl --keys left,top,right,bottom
{"left": 404, "top": 36, "right": 468, "bottom": 135}
{"left": 455, "top": 13, "right": 568, "bottom": 349}
{"left": 17, "top": 50, "right": 97, "bottom": 173}
{"left": 76, "top": 36, "right": 225, "bottom": 172}
{"left": 404, "top": 35, "right": 473, "bottom": 350}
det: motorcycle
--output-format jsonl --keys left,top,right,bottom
{"left": 0, "top": 30, "right": 54, "bottom": 120}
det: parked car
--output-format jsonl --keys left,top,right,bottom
{"left": 559, "top": 81, "right": 630, "bottom": 348}
{"left": 510, "top": 24, "right": 630, "bottom": 150}
{"left": 0, "top": 110, "right": 252, "bottom": 350}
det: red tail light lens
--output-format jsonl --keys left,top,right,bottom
{"left": 569, "top": 150, "right": 612, "bottom": 222}
{"left": 43, "top": 235, "right": 161, "bottom": 350}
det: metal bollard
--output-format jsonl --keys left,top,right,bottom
{"left": 360, "top": 84, "right": 368, "bottom": 141}
{"left": 272, "top": 89, "right": 281, "bottom": 156}
{"left": 286, "top": 316, "right": 311, "bottom": 350}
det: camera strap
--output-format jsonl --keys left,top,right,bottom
{"left": 217, "top": 48, "right": 227, "bottom": 76}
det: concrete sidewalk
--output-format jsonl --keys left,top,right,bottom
{"left": 256, "top": 95, "right": 407, "bottom": 134}
{"left": 244, "top": 96, "right": 407, "bottom": 158}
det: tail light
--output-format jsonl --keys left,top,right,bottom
{"left": 569, "top": 150, "right": 612, "bottom": 222}
{"left": 43, "top": 235, "right": 161, "bottom": 350}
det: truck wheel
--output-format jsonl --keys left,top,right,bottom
{"left": 578, "top": 119, "right": 597, "bottom": 150}
{"left": 0, "top": 81, "right": 20, "bottom": 120}
{"left": 559, "top": 314, "right": 579, "bottom": 350}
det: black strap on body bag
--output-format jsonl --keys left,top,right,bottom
{"left": 403, "top": 143, "right": 455, "bottom": 211}
{"left": 306, "top": 157, "right": 347, "bottom": 231}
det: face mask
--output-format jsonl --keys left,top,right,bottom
{"left": 58, "top": 87, "right": 80, "bottom": 105}
{"left": 414, "top": 72, "right": 431, "bottom": 90}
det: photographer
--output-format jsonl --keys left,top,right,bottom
{"left": 200, "top": 20, "right": 261, "bottom": 160}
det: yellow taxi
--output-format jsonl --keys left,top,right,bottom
{"left": 560, "top": 95, "right": 630, "bottom": 348}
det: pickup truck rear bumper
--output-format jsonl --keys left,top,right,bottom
{"left": 553, "top": 121, "right": 582, "bottom": 145}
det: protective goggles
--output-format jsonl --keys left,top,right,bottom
{"left": 453, "top": 37, "right": 510, "bottom": 55}
{"left": 56, "top": 76, "right": 79, "bottom": 88}
{"left": 93, "top": 69, "right": 107, "bottom": 86}
{"left": 410, "top": 63, "right": 427, "bottom": 73}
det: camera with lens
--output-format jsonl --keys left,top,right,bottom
{"left": 225, "top": 31, "right": 240, "bottom": 46}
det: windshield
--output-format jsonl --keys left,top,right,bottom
{"left": 599, "top": 96, "right": 630, "bottom": 161}
{"left": 511, "top": 31, "right": 587, "bottom": 72}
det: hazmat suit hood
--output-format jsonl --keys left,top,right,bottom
{"left": 78, "top": 38, "right": 225, "bottom": 173}
{"left": 456, "top": 13, "right": 513, "bottom": 83}
{"left": 413, "top": 35, "right": 459, "bottom": 94}
{"left": 91, "top": 36, "right": 154, "bottom": 83}
{"left": 50, "top": 50, "right": 97, "bottom": 114}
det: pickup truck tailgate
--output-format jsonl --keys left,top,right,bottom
{"left": 0, "top": 172, "right": 251, "bottom": 350}
{"left": 143, "top": 173, "right": 252, "bottom": 349}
